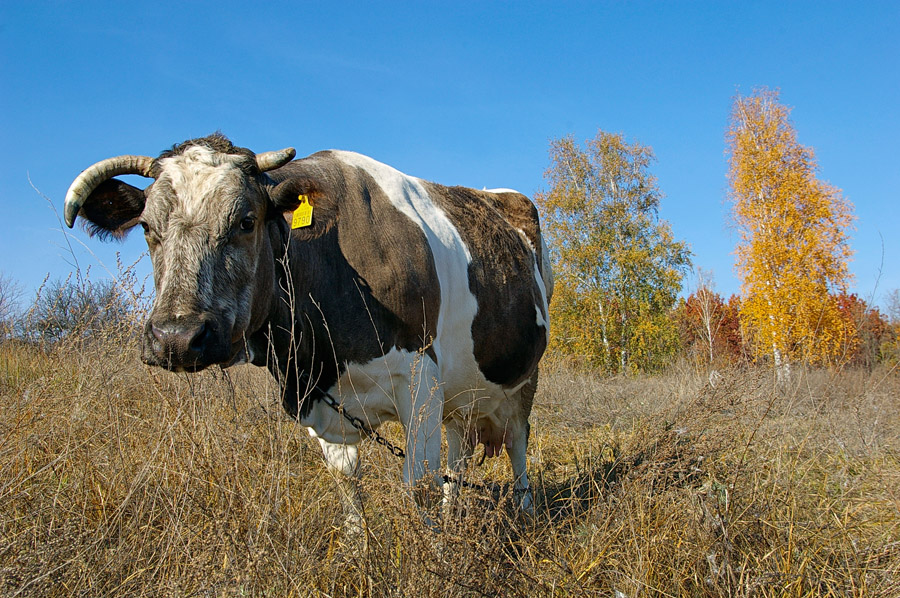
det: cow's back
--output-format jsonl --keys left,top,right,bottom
{"left": 281, "top": 151, "right": 550, "bottom": 411}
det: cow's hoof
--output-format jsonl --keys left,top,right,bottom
{"left": 515, "top": 486, "right": 534, "bottom": 515}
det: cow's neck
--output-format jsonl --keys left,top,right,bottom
{"left": 247, "top": 218, "right": 344, "bottom": 419}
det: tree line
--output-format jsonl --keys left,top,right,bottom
{"left": 536, "top": 88, "right": 899, "bottom": 374}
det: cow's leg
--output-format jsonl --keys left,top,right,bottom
{"left": 314, "top": 434, "right": 365, "bottom": 539}
{"left": 508, "top": 371, "right": 537, "bottom": 513}
{"left": 506, "top": 422, "right": 533, "bottom": 513}
{"left": 397, "top": 355, "right": 443, "bottom": 499}
{"left": 443, "top": 418, "right": 474, "bottom": 509}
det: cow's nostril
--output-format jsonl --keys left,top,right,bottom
{"left": 189, "top": 322, "right": 210, "bottom": 353}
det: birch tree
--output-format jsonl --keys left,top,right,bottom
{"left": 691, "top": 268, "right": 725, "bottom": 366}
{"left": 536, "top": 131, "right": 691, "bottom": 373}
{"left": 727, "top": 88, "right": 856, "bottom": 371}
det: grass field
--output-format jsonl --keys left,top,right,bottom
{"left": 1, "top": 322, "right": 898, "bottom": 597}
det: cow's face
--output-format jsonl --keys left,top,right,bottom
{"left": 139, "top": 146, "right": 280, "bottom": 370}
{"left": 63, "top": 136, "right": 303, "bottom": 372}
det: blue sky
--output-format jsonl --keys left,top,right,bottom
{"left": 1, "top": 1, "right": 898, "bottom": 309}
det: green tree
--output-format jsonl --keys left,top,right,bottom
{"left": 536, "top": 130, "right": 691, "bottom": 373}
{"left": 727, "top": 88, "right": 856, "bottom": 373}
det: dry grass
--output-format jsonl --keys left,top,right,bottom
{"left": 1, "top": 324, "right": 898, "bottom": 597}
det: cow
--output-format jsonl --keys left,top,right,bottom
{"left": 63, "top": 134, "right": 553, "bottom": 526}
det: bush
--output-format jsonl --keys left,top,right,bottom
{"left": 0, "top": 272, "right": 22, "bottom": 340}
{"left": 14, "top": 259, "right": 149, "bottom": 348}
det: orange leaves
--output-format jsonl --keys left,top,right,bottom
{"left": 676, "top": 286, "right": 745, "bottom": 367}
{"left": 727, "top": 89, "right": 856, "bottom": 366}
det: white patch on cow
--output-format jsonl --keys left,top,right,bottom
{"left": 315, "top": 435, "right": 360, "bottom": 477}
{"left": 302, "top": 347, "right": 444, "bottom": 486}
{"left": 303, "top": 348, "right": 417, "bottom": 445}
{"left": 515, "top": 228, "right": 551, "bottom": 342}
{"left": 533, "top": 254, "right": 551, "bottom": 341}
{"left": 535, "top": 298, "right": 548, "bottom": 329}
{"left": 158, "top": 145, "right": 244, "bottom": 218}
{"left": 515, "top": 228, "right": 536, "bottom": 252}
{"left": 483, "top": 187, "right": 521, "bottom": 194}
{"left": 538, "top": 235, "right": 554, "bottom": 343}
{"left": 332, "top": 152, "right": 493, "bottom": 399}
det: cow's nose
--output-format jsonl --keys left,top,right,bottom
{"left": 150, "top": 319, "right": 211, "bottom": 363}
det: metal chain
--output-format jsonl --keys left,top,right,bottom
{"left": 318, "top": 386, "right": 406, "bottom": 458}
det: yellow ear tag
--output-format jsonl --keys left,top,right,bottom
{"left": 291, "top": 194, "right": 313, "bottom": 229}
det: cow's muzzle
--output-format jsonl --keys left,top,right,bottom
{"left": 142, "top": 315, "right": 226, "bottom": 372}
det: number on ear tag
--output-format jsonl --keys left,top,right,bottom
{"left": 291, "top": 195, "right": 313, "bottom": 229}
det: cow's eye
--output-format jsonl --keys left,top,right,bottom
{"left": 141, "top": 222, "right": 160, "bottom": 247}
{"left": 239, "top": 216, "right": 256, "bottom": 232}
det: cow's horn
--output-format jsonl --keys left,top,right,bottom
{"left": 64, "top": 155, "right": 156, "bottom": 228}
{"left": 255, "top": 148, "right": 296, "bottom": 172}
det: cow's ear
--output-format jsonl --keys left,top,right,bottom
{"left": 270, "top": 177, "right": 336, "bottom": 239}
{"left": 269, "top": 177, "right": 310, "bottom": 214}
{"left": 77, "top": 179, "right": 146, "bottom": 241}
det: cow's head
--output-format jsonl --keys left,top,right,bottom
{"left": 64, "top": 134, "right": 307, "bottom": 371}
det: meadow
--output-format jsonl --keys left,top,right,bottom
{"left": 1, "top": 314, "right": 898, "bottom": 597}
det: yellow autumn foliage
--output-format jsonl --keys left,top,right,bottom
{"left": 727, "top": 89, "right": 856, "bottom": 366}
{"left": 536, "top": 131, "right": 690, "bottom": 373}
